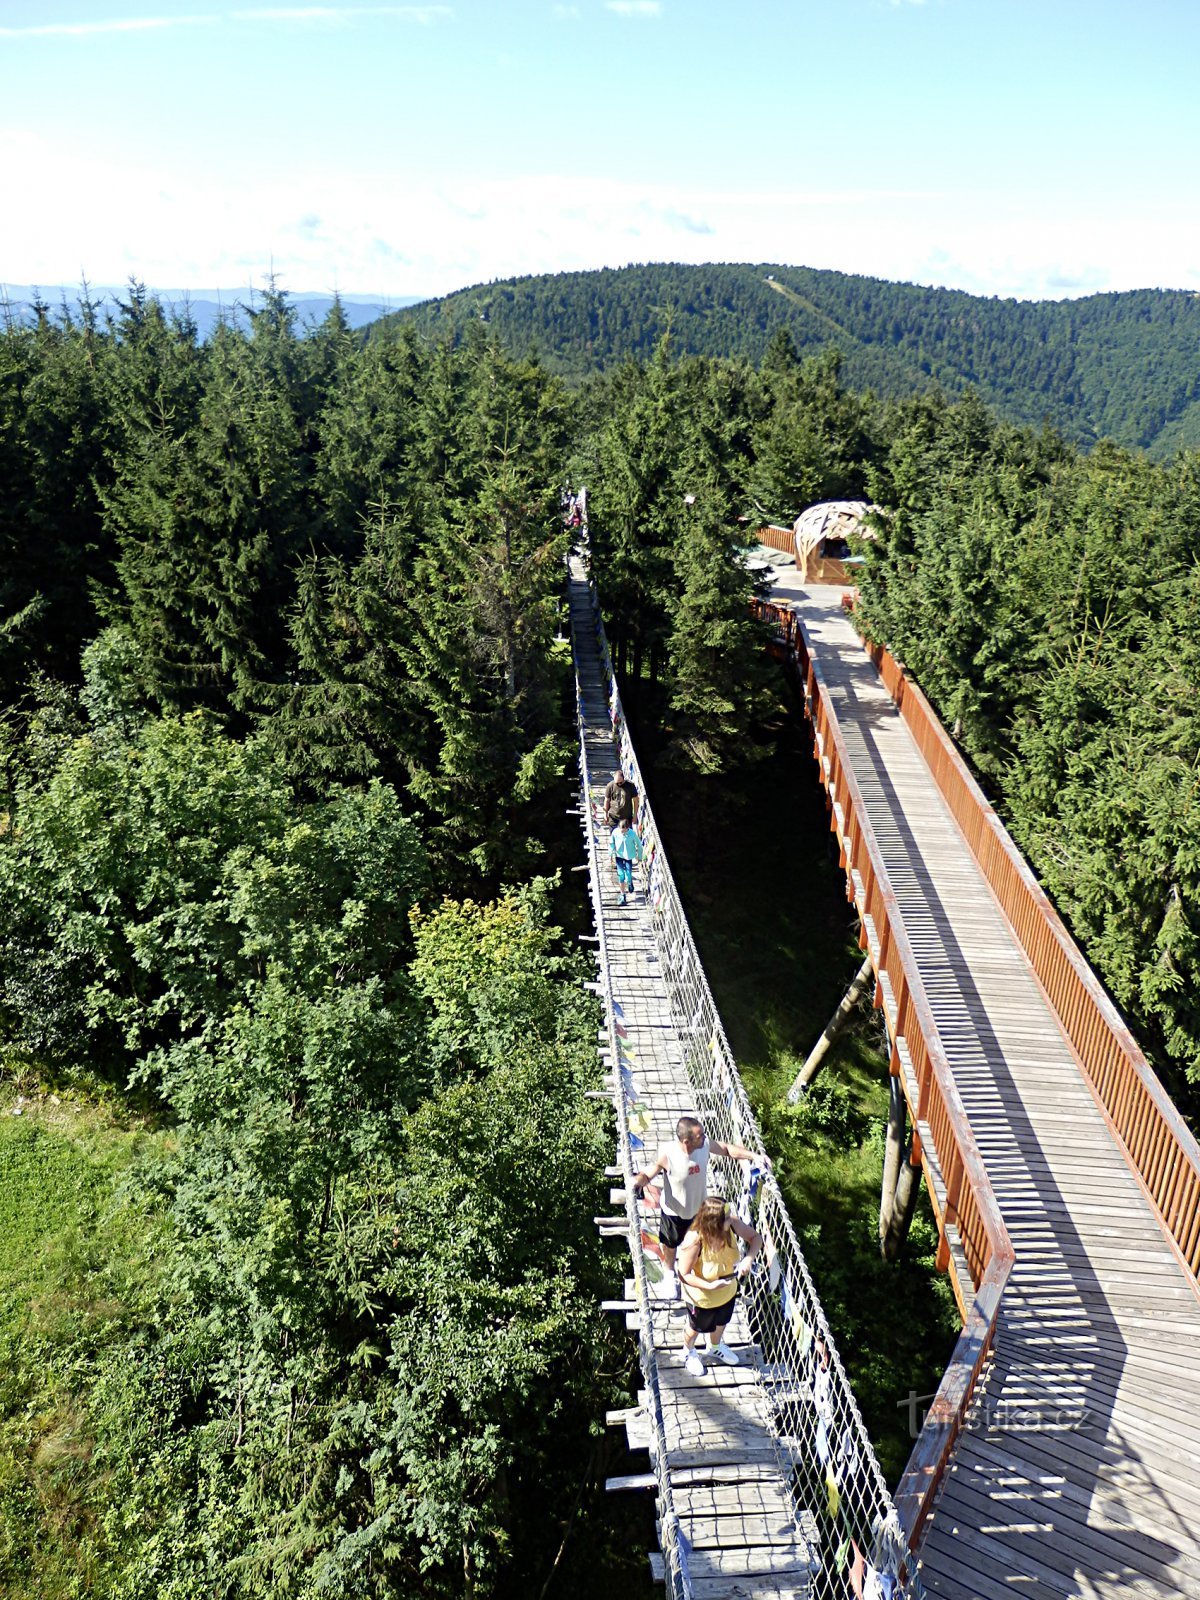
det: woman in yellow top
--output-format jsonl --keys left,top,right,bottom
{"left": 677, "top": 1196, "right": 761, "bottom": 1377}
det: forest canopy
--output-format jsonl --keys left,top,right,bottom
{"left": 0, "top": 287, "right": 631, "bottom": 1598}
{"left": 2, "top": 277, "right": 1200, "bottom": 1596}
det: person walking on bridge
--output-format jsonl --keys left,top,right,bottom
{"left": 630, "top": 1116, "right": 768, "bottom": 1297}
{"left": 609, "top": 815, "right": 643, "bottom": 905}
{"left": 678, "top": 1196, "right": 761, "bottom": 1376}
{"left": 603, "top": 767, "right": 639, "bottom": 831}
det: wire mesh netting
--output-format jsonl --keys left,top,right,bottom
{"left": 572, "top": 549, "right": 924, "bottom": 1600}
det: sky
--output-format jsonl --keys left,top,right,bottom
{"left": 2, "top": 0, "right": 1199, "bottom": 305}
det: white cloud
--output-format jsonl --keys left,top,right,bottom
{"left": 605, "top": 1, "right": 662, "bottom": 16}
{"left": 231, "top": 5, "right": 451, "bottom": 20}
{"left": 0, "top": 14, "right": 217, "bottom": 37}
{"left": 2, "top": 130, "right": 1196, "bottom": 302}
{"left": 0, "top": 6, "right": 448, "bottom": 39}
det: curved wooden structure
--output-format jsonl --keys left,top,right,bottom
{"left": 756, "top": 581, "right": 1200, "bottom": 1599}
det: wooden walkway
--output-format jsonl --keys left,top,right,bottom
{"left": 571, "top": 554, "right": 821, "bottom": 1598}
{"left": 776, "top": 578, "right": 1200, "bottom": 1600}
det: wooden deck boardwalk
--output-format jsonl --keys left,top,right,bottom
{"left": 570, "top": 554, "right": 821, "bottom": 1598}
{"left": 776, "top": 579, "right": 1200, "bottom": 1600}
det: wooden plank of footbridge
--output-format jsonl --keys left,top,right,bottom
{"left": 772, "top": 572, "right": 1200, "bottom": 1600}
{"left": 570, "top": 552, "right": 815, "bottom": 1597}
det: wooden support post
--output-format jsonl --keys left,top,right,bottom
{"left": 786, "top": 953, "right": 874, "bottom": 1102}
{"left": 883, "top": 1151, "right": 923, "bottom": 1262}
{"left": 880, "top": 1071, "right": 906, "bottom": 1246}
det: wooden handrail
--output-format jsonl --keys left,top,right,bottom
{"left": 754, "top": 590, "right": 1200, "bottom": 1546}
{"left": 758, "top": 599, "right": 1014, "bottom": 1545}
{"left": 866, "top": 638, "right": 1200, "bottom": 1284}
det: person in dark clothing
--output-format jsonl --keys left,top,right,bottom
{"left": 603, "top": 768, "right": 639, "bottom": 829}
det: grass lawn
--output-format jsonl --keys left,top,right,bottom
{"left": 0, "top": 1068, "right": 163, "bottom": 1599}
{"left": 623, "top": 680, "right": 960, "bottom": 1486}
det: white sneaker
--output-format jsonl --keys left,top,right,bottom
{"left": 684, "top": 1350, "right": 706, "bottom": 1377}
{"left": 711, "top": 1342, "right": 741, "bottom": 1366}
{"left": 661, "top": 1272, "right": 679, "bottom": 1301}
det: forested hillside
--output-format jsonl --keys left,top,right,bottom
{"left": 376, "top": 262, "right": 1200, "bottom": 458}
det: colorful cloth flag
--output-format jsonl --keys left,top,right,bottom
{"left": 627, "top": 1103, "right": 652, "bottom": 1136}
{"left": 849, "top": 1540, "right": 866, "bottom": 1599}
{"left": 825, "top": 1469, "right": 840, "bottom": 1520}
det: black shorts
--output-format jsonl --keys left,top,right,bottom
{"left": 659, "top": 1211, "right": 694, "bottom": 1251}
{"left": 687, "top": 1295, "right": 736, "bottom": 1334}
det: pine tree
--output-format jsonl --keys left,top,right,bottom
{"left": 0, "top": 297, "right": 115, "bottom": 694}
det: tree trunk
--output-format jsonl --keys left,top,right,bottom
{"left": 786, "top": 953, "right": 874, "bottom": 1101}
{"left": 882, "top": 1151, "right": 922, "bottom": 1261}
{"left": 879, "top": 1071, "right": 906, "bottom": 1244}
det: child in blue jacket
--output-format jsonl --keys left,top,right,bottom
{"left": 609, "top": 817, "right": 644, "bottom": 906}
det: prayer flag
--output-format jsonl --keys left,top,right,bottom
{"left": 627, "top": 1105, "right": 652, "bottom": 1136}
{"left": 825, "top": 1469, "right": 840, "bottom": 1520}
{"left": 849, "top": 1541, "right": 866, "bottom": 1599}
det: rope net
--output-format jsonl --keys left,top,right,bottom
{"left": 576, "top": 553, "right": 923, "bottom": 1600}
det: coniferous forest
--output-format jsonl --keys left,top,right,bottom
{"left": 2, "top": 280, "right": 1200, "bottom": 1595}
{"left": 381, "top": 262, "right": 1200, "bottom": 458}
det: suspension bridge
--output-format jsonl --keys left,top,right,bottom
{"left": 571, "top": 534, "right": 1200, "bottom": 1599}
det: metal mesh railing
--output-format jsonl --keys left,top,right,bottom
{"left": 578, "top": 558, "right": 922, "bottom": 1600}
{"left": 572, "top": 587, "right": 692, "bottom": 1600}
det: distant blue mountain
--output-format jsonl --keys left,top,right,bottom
{"left": 0, "top": 285, "right": 422, "bottom": 340}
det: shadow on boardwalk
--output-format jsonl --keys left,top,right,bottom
{"left": 788, "top": 588, "right": 1200, "bottom": 1599}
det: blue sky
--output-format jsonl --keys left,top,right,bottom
{"left": 2, "top": 0, "right": 1198, "bottom": 302}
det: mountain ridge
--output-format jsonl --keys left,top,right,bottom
{"left": 1, "top": 285, "right": 423, "bottom": 341}
{"left": 374, "top": 262, "right": 1200, "bottom": 457}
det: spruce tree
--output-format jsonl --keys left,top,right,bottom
{"left": 664, "top": 468, "right": 774, "bottom": 776}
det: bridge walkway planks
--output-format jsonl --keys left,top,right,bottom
{"left": 777, "top": 580, "right": 1200, "bottom": 1600}
{"left": 570, "top": 554, "right": 818, "bottom": 1597}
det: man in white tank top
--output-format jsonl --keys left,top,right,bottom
{"left": 631, "top": 1116, "right": 769, "bottom": 1295}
